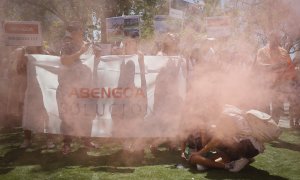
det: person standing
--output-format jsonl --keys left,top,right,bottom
{"left": 15, "top": 46, "right": 55, "bottom": 149}
{"left": 255, "top": 31, "right": 296, "bottom": 123}
{"left": 57, "top": 21, "right": 97, "bottom": 154}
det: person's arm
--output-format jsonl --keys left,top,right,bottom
{"left": 192, "top": 137, "right": 220, "bottom": 156}
{"left": 60, "top": 43, "right": 89, "bottom": 66}
{"left": 16, "top": 48, "right": 27, "bottom": 75}
{"left": 93, "top": 44, "right": 102, "bottom": 59}
{"left": 138, "top": 52, "right": 148, "bottom": 115}
{"left": 256, "top": 48, "right": 290, "bottom": 71}
{"left": 181, "top": 140, "right": 187, "bottom": 159}
{"left": 138, "top": 52, "right": 147, "bottom": 93}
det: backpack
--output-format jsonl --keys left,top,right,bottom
{"left": 222, "top": 105, "right": 282, "bottom": 142}
{"left": 245, "top": 110, "right": 282, "bottom": 142}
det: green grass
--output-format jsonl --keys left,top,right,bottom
{"left": 0, "top": 128, "right": 299, "bottom": 180}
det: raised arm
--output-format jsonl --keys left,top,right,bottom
{"left": 60, "top": 43, "right": 89, "bottom": 66}
{"left": 138, "top": 52, "right": 147, "bottom": 93}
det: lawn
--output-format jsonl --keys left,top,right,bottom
{"left": 0, "top": 128, "right": 299, "bottom": 180}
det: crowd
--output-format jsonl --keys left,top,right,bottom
{"left": 2, "top": 20, "right": 300, "bottom": 173}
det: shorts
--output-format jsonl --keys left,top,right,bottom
{"left": 219, "top": 139, "right": 259, "bottom": 161}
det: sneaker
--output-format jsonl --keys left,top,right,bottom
{"left": 62, "top": 144, "right": 71, "bottom": 155}
{"left": 20, "top": 139, "right": 31, "bottom": 148}
{"left": 229, "top": 158, "right": 250, "bottom": 172}
{"left": 224, "top": 162, "right": 234, "bottom": 170}
{"left": 176, "top": 164, "right": 185, "bottom": 169}
{"left": 196, "top": 164, "right": 207, "bottom": 171}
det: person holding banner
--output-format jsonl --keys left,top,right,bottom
{"left": 150, "top": 32, "right": 185, "bottom": 152}
{"left": 14, "top": 46, "right": 55, "bottom": 149}
{"left": 110, "top": 34, "right": 148, "bottom": 158}
{"left": 111, "top": 33, "right": 147, "bottom": 139}
{"left": 57, "top": 21, "right": 97, "bottom": 154}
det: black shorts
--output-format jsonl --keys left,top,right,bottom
{"left": 218, "top": 139, "right": 259, "bottom": 161}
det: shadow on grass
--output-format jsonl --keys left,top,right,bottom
{"left": 1, "top": 128, "right": 298, "bottom": 178}
{"left": 91, "top": 166, "right": 135, "bottom": 173}
{"left": 0, "top": 167, "right": 14, "bottom": 174}
{"left": 188, "top": 165, "right": 288, "bottom": 180}
{"left": 270, "top": 139, "right": 300, "bottom": 152}
{"left": 0, "top": 143, "right": 181, "bottom": 175}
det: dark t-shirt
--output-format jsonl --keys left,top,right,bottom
{"left": 58, "top": 40, "right": 88, "bottom": 85}
{"left": 57, "top": 39, "right": 95, "bottom": 136}
{"left": 60, "top": 40, "right": 81, "bottom": 56}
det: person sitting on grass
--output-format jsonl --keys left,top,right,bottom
{"left": 181, "top": 104, "right": 282, "bottom": 172}
{"left": 58, "top": 21, "right": 98, "bottom": 155}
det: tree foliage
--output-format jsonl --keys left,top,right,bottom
{"left": 3, "top": 0, "right": 170, "bottom": 44}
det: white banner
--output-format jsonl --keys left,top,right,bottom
{"left": 23, "top": 53, "right": 187, "bottom": 137}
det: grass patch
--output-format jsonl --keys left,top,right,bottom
{"left": 0, "top": 128, "right": 299, "bottom": 180}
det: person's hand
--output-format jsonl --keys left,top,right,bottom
{"left": 93, "top": 45, "right": 102, "bottom": 58}
{"left": 181, "top": 152, "right": 186, "bottom": 160}
{"left": 79, "top": 43, "right": 90, "bottom": 54}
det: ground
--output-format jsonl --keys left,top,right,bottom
{"left": 0, "top": 128, "right": 299, "bottom": 180}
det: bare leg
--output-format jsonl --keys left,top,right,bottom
{"left": 20, "top": 130, "right": 31, "bottom": 148}
{"left": 62, "top": 135, "right": 72, "bottom": 155}
{"left": 190, "top": 154, "right": 225, "bottom": 169}
{"left": 46, "top": 133, "right": 55, "bottom": 149}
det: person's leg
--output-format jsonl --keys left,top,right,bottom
{"left": 272, "top": 92, "right": 283, "bottom": 124}
{"left": 62, "top": 135, "right": 72, "bottom": 154}
{"left": 20, "top": 130, "right": 32, "bottom": 148}
{"left": 190, "top": 154, "right": 226, "bottom": 169}
{"left": 228, "top": 139, "right": 260, "bottom": 172}
{"left": 46, "top": 133, "right": 55, "bottom": 149}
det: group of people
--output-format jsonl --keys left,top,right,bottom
{"left": 5, "top": 20, "right": 299, "bottom": 173}
{"left": 178, "top": 31, "right": 299, "bottom": 172}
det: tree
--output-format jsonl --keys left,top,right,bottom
{"left": 3, "top": 0, "right": 169, "bottom": 45}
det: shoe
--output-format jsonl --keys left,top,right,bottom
{"left": 229, "top": 158, "right": 250, "bottom": 172}
{"left": 176, "top": 164, "right": 185, "bottom": 169}
{"left": 196, "top": 164, "right": 207, "bottom": 171}
{"left": 20, "top": 139, "right": 31, "bottom": 148}
{"left": 62, "top": 144, "right": 71, "bottom": 155}
{"left": 225, "top": 161, "right": 234, "bottom": 170}
{"left": 47, "top": 140, "right": 55, "bottom": 149}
